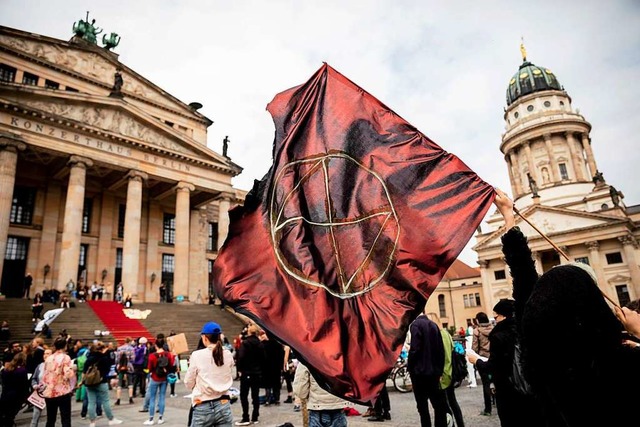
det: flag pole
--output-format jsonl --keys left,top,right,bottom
{"left": 513, "top": 207, "right": 620, "bottom": 309}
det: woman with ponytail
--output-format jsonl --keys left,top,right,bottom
{"left": 184, "top": 322, "right": 235, "bottom": 427}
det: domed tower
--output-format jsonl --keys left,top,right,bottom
{"left": 501, "top": 44, "right": 600, "bottom": 210}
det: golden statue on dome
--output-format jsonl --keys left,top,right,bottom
{"left": 520, "top": 37, "right": 528, "bottom": 62}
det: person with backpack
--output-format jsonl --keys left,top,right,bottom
{"left": 472, "top": 312, "right": 494, "bottom": 416}
{"left": 133, "top": 337, "right": 149, "bottom": 398}
{"left": 407, "top": 310, "right": 447, "bottom": 427}
{"left": 145, "top": 337, "right": 175, "bottom": 425}
{"left": 115, "top": 337, "right": 136, "bottom": 405}
{"left": 83, "top": 341, "right": 123, "bottom": 427}
{"left": 432, "top": 314, "right": 465, "bottom": 427}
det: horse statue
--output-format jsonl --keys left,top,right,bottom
{"left": 102, "top": 32, "right": 121, "bottom": 50}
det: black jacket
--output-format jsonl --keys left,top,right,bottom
{"left": 476, "top": 317, "right": 516, "bottom": 391}
{"left": 84, "top": 351, "right": 112, "bottom": 384}
{"left": 502, "top": 226, "right": 640, "bottom": 426}
{"left": 407, "top": 315, "right": 444, "bottom": 378}
{"left": 236, "top": 335, "right": 265, "bottom": 376}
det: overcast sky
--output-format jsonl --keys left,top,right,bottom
{"left": 3, "top": 0, "right": 639, "bottom": 266}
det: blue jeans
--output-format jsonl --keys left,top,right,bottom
{"left": 148, "top": 379, "right": 167, "bottom": 419}
{"left": 190, "top": 399, "right": 233, "bottom": 427}
{"left": 81, "top": 385, "right": 102, "bottom": 417}
{"left": 87, "top": 383, "right": 114, "bottom": 421}
{"left": 308, "top": 410, "right": 347, "bottom": 427}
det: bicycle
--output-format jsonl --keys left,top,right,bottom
{"left": 389, "top": 350, "right": 412, "bottom": 393}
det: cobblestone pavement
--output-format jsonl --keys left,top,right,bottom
{"left": 16, "top": 379, "right": 501, "bottom": 426}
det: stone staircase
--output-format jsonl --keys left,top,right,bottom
{"left": 0, "top": 298, "right": 113, "bottom": 348}
{"left": 0, "top": 299, "right": 246, "bottom": 354}
{"left": 135, "top": 303, "right": 246, "bottom": 354}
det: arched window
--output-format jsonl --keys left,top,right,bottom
{"left": 438, "top": 294, "right": 446, "bottom": 318}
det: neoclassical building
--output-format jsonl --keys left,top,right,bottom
{"left": 474, "top": 47, "right": 640, "bottom": 309}
{"left": 0, "top": 24, "right": 245, "bottom": 302}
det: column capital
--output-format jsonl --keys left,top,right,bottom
{"left": 0, "top": 132, "right": 27, "bottom": 152}
{"left": 585, "top": 241, "right": 600, "bottom": 251}
{"left": 543, "top": 133, "right": 552, "bottom": 142}
{"left": 68, "top": 155, "right": 93, "bottom": 169}
{"left": 477, "top": 259, "right": 490, "bottom": 268}
{"left": 618, "top": 234, "right": 638, "bottom": 249}
{"left": 176, "top": 181, "right": 195, "bottom": 193}
{"left": 126, "top": 170, "right": 148, "bottom": 183}
{"left": 565, "top": 131, "right": 575, "bottom": 140}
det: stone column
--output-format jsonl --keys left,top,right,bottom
{"left": 121, "top": 170, "right": 147, "bottom": 298}
{"left": 36, "top": 182, "right": 61, "bottom": 291}
{"left": 145, "top": 200, "right": 162, "bottom": 302}
{"left": 523, "top": 141, "right": 539, "bottom": 189}
{"left": 0, "top": 134, "right": 26, "bottom": 283}
{"left": 559, "top": 246, "right": 570, "bottom": 265}
{"left": 217, "top": 197, "right": 231, "bottom": 250}
{"left": 585, "top": 241, "right": 611, "bottom": 299}
{"left": 95, "top": 192, "right": 115, "bottom": 286}
{"left": 619, "top": 234, "right": 640, "bottom": 298}
{"left": 189, "top": 207, "right": 208, "bottom": 302}
{"left": 543, "top": 133, "right": 560, "bottom": 182}
{"left": 508, "top": 151, "right": 523, "bottom": 196}
{"left": 581, "top": 133, "right": 598, "bottom": 179}
{"left": 531, "top": 251, "right": 543, "bottom": 275}
{"left": 565, "top": 132, "right": 585, "bottom": 181}
{"left": 57, "top": 156, "right": 93, "bottom": 290}
{"left": 173, "top": 181, "right": 194, "bottom": 299}
{"left": 505, "top": 155, "right": 518, "bottom": 197}
{"left": 477, "top": 260, "right": 494, "bottom": 312}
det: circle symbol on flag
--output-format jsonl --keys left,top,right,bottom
{"left": 270, "top": 153, "right": 400, "bottom": 298}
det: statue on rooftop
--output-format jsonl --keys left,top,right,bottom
{"left": 102, "top": 32, "right": 120, "bottom": 50}
{"left": 223, "top": 136, "right": 230, "bottom": 158}
{"left": 592, "top": 170, "right": 605, "bottom": 186}
{"left": 527, "top": 172, "right": 539, "bottom": 198}
{"left": 110, "top": 69, "right": 124, "bottom": 97}
{"left": 72, "top": 12, "right": 102, "bottom": 44}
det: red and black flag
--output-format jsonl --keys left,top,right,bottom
{"left": 213, "top": 64, "right": 494, "bottom": 404}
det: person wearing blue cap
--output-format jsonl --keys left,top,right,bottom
{"left": 184, "top": 322, "right": 235, "bottom": 427}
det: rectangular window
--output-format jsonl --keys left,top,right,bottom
{"left": 616, "top": 285, "right": 630, "bottom": 307}
{"left": 44, "top": 79, "right": 59, "bottom": 89}
{"left": 0, "top": 64, "right": 17, "bottom": 82}
{"left": 475, "top": 293, "right": 481, "bottom": 306}
{"left": 463, "top": 294, "right": 469, "bottom": 308}
{"left": 207, "top": 222, "right": 218, "bottom": 251}
{"left": 162, "top": 254, "right": 175, "bottom": 273}
{"left": 10, "top": 186, "right": 36, "bottom": 225}
{"left": 163, "top": 214, "right": 176, "bottom": 245}
{"left": 574, "top": 256, "right": 590, "bottom": 265}
{"left": 79, "top": 244, "right": 88, "bottom": 268}
{"left": 115, "top": 248, "right": 123, "bottom": 268}
{"left": 117, "top": 204, "right": 126, "bottom": 238}
{"left": 5, "top": 236, "right": 28, "bottom": 260}
{"left": 22, "top": 72, "right": 39, "bottom": 86}
{"left": 65, "top": 86, "right": 79, "bottom": 92}
{"left": 494, "top": 269, "right": 506, "bottom": 280}
{"left": 438, "top": 295, "right": 446, "bottom": 318}
{"left": 605, "top": 252, "right": 623, "bottom": 265}
{"left": 559, "top": 163, "right": 569, "bottom": 180}
{"left": 82, "top": 198, "right": 93, "bottom": 234}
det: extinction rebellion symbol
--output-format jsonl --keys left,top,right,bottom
{"left": 270, "top": 153, "right": 400, "bottom": 298}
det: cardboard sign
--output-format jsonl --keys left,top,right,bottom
{"left": 166, "top": 333, "right": 189, "bottom": 355}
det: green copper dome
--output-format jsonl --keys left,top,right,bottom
{"left": 506, "top": 61, "right": 562, "bottom": 106}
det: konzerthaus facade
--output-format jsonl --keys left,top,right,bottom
{"left": 0, "top": 24, "right": 244, "bottom": 302}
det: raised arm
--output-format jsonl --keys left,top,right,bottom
{"left": 494, "top": 188, "right": 539, "bottom": 326}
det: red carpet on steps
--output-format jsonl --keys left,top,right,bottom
{"left": 87, "top": 301, "right": 153, "bottom": 345}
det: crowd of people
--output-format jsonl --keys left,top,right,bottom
{"left": 2, "top": 190, "right": 640, "bottom": 427}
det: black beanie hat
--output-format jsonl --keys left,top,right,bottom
{"left": 493, "top": 298, "right": 515, "bottom": 318}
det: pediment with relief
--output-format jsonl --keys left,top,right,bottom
{"left": 475, "top": 206, "right": 624, "bottom": 251}
{"left": 0, "top": 33, "right": 196, "bottom": 116}
{"left": 13, "top": 97, "right": 199, "bottom": 157}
